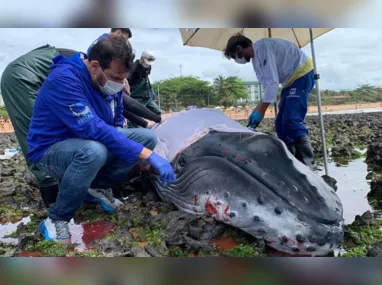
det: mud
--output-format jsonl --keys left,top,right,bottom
{"left": 0, "top": 111, "right": 382, "bottom": 257}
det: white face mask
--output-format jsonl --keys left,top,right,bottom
{"left": 235, "top": 56, "right": 248, "bottom": 64}
{"left": 98, "top": 70, "right": 125, "bottom": 95}
{"left": 142, "top": 62, "right": 150, "bottom": 69}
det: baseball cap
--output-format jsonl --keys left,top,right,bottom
{"left": 141, "top": 50, "right": 155, "bottom": 65}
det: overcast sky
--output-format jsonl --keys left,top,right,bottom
{"left": 0, "top": 28, "right": 381, "bottom": 91}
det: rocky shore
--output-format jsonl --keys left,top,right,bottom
{"left": 1, "top": 111, "right": 381, "bottom": 257}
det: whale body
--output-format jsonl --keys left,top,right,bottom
{"left": 143, "top": 108, "right": 344, "bottom": 256}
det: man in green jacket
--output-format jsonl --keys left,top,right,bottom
{"left": 1, "top": 45, "right": 76, "bottom": 207}
{"left": 128, "top": 50, "right": 161, "bottom": 127}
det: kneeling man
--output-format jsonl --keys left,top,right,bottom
{"left": 27, "top": 36, "right": 176, "bottom": 244}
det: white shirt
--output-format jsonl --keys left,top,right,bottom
{"left": 252, "top": 38, "right": 311, "bottom": 103}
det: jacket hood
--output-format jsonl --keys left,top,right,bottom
{"left": 51, "top": 52, "right": 93, "bottom": 85}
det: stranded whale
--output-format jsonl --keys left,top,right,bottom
{"left": 142, "top": 108, "right": 344, "bottom": 256}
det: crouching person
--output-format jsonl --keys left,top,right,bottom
{"left": 26, "top": 36, "right": 176, "bottom": 245}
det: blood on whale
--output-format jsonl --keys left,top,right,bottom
{"left": 205, "top": 197, "right": 231, "bottom": 221}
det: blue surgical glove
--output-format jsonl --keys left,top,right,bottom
{"left": 247, "top": 111, "right": 264, "bottom": 129}
{"left": 146, "top": 152, "right": 176, "bottom": 185}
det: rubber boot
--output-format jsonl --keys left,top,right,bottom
{"left": 286, "top": 143, "right": 295, "bottom": 156}
{"left": 39, "top": 184, "right": 59, "bottom": 208}
{"left": 293, "top": 136, "right": 318, "bottom": 171}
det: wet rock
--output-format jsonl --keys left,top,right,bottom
{"left": 367, "top": 179, "right": 382, "bottom": 207}
{"left": 321, "top": 175, "right": 338, "bottom": 191}
{"left": 142, "top": 191, "right": 159, "bottom": 204}
{"left": 366, "top": 172, "right": 376, "bottom": 180}
{"left": 331, "top": 139, "right": 355, "bottom": 158}
{"left": 367, "top": 241, "right": 382, "bottom": 257}
{"left": 353, "top": 211, "right": 374, "bottom": 227}
{"left": 130, "top": 246, "right": 151, "bottom": 257}
{"left": 145, "top": 241, "right": 168, "bottom": 257}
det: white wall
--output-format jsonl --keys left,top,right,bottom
{"left": 0, "top": 94, "right": 4, "bottom": 107}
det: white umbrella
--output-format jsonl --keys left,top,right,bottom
{"left": 179, "top": 28, "right": 331, "bottom": 175}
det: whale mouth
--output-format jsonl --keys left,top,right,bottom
{"left": 149, "top": 131, "right": 344, "bottom": 255}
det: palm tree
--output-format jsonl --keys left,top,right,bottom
{"left": 213, "top": 75, "right": 238, "bottom": 107}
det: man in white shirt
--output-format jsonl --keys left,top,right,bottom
{"left": 223, "top": 33, "right": 317, "bottom": 170}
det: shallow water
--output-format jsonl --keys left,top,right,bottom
{"left": 318, "top": 156, "right": 372, "bottom": 225}
{"left": 0, "top": 216, "right": 31, "bottom": 244}
{"left": 0, "top": 156, "right": 374, "bottom": 255}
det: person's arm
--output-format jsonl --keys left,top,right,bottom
{"left": 255, "top": 40, "right": 280, "bottom": 116}
{"left": 123, "top": 110, "right": 148, "bottom": 128}
{"left": 254, "top": 100, "right": 271, "bottom": 117}
{"left": 41, "top": 72, "right": 146, "bottom": 165}
{"left": 115, "top": 93, "right": 126, "bottom": 128}
{"left": 123, "top": 94, "right": 161, "bottom": 123}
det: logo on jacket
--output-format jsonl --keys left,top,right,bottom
{"left": 69, "top": 103, "right": 94, "bottom": 125}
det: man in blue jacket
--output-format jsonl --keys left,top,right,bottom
{"left": 27, "top": 35, "right": 176, "bottom": 245}
{"left": 88, "top": 28, "right": 132, "bottom": 97}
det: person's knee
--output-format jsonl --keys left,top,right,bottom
{"left": 75, "top": 141, "right": 108, "bottom": 168}
{"left": 139, "top": 129, "right": 158, "bottom": 150}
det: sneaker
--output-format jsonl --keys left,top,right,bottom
{"left": 39, "top": 217, "right": 70, "bottom": 245}
{"left": 85, "top": 188, "right": 124, "bottom": 212}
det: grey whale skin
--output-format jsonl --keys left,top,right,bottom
{"left": 144, "top": 108, "right": 344, "bottom": 256}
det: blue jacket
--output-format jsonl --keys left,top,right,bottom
{"left": 87, "top": 33, "right": 109, "bottom": 54}
{"left": 27, "top": 52, "right": 144, "bottom": 164}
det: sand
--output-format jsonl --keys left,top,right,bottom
{"left": 226, "top": 101, "right": 382, "bottom": 120}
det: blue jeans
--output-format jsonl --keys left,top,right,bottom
{"left": 275, "top": 70, "right": 315, "bottom": 145}
{"left": 36, "top": 127, "right": 157, "bottom": 222}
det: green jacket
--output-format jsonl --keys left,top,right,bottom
{"left": 128, "top": 60, "right": 152, "bottom": 102}
{"left": 127, "top": 60, "right": 161, "bottom": 119}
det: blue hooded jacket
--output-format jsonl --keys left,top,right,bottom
{"left": 27, "top": 52, "right": 144, "bottom": 164}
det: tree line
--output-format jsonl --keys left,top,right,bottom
{"left": 151, "top": 75, "right": 248, "bottom": 110}
{"left": 152, "top": 76, "right": 382, "bottom": 110}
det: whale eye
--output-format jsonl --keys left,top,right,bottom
{"left": 229, "top": 212, "right": 236, "bottom": 218}
{"left": 242, "top": 202, "right": 248, "bottom": 208}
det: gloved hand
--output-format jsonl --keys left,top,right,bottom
{"left": 146, "top": 152, "right": 176, "bottom": 185}
{"left": 247, "top": 111, "right": 264, "bottom": 129}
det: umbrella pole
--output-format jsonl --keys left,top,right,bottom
{"left": 309, "top": 28, "right": 329, "bottom": 176}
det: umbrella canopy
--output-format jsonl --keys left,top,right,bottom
{"left": 180, "top": 28, "right": 333, "bottom": 50}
